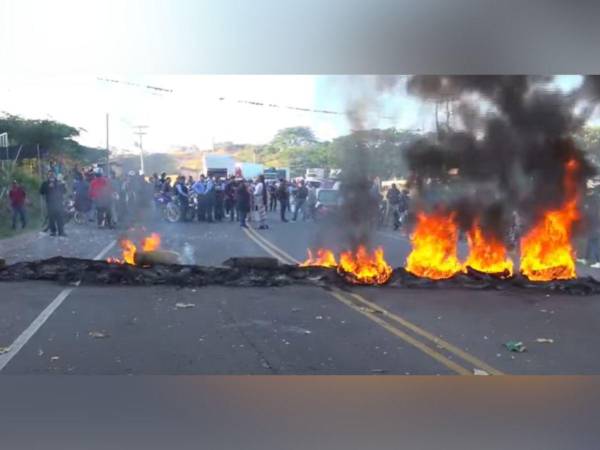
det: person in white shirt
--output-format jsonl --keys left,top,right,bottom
{"left": 253, "top": 175, "right": 268, "bottom": 229}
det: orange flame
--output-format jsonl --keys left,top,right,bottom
{"left": 300, "top": 248, "right": 338, "bottom": 268}
{"left": 338, "top": 245, "right": 393, "bottom": 285}
{"left": 406, "top": 211, "right": 462, "bottom": 279}
{"left": 464, "top": 220, "right": 514, "bottom": 276}
{"left": 141, "top": 233, "right": 161, "bottom": 252}
{"left": 107, "top": 233, "right": 161, "bottom": 265}
{"left": 520, "top": 159, "right": 580, "bottom": 281}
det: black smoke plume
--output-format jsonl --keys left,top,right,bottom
{"left": 404, "top": 75, "right": 598, "bottom": 238}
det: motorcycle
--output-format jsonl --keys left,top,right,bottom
{"left": 64, "top": 197, "right": 87, "bottom": 225}
{"left": 154, "top": 192, "right": 181, "bottom": 223}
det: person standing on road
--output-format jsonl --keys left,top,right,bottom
{"left": 268, "top": 181, "right": 277, "bottom": 211}
{"left": 214, "top": 178, "right": 225, "bottom": 221}
{"left": 205, "top": 176, "right": 215, "bottom": 223}
{"left": 74, "top": 174, "right": 92, "bottom": 222}
{"left": 236, "top": 180, "right": 251, "bottom": 228}
{"left": 192, "top": 175, "right": 207, "bottom": 221}
{"left": 9, "top": 180, "right": 27, "bottom": 230}
{"left": 253, "top": 175, "right": 269, "bottom": 230}
{"left": 386, "top": 183, "right": 401, "bottom": 230}
{"left": 292, "top": 179, "right": 308, "bottom": 221}
{"left": 175, "top": 175, "right": 190, "bottom": 222}
{"left": 89, "top": 169, "right": 114, "bottom": 229}
{"left": 40, "top": 171, "right": 67, "bottom": 237}
{"left": 224, "top": 176, "right": 237, "bottom": 222}
{"left": 277, "top": 178, "right": 290, "bottom": 222}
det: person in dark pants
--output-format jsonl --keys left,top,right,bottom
{"left": 192, "top": 176, "right": 206, "bottom": 221}
{"left": 292, "top": 179, "right": 308, "bottom": 221}
{"left": 9, "top": 180, "right": 27, "bottom": 230}
{"left": 236, "top": 180, "right": 250, "bottom": 228}
{"left": 40, "top": 171, "right": 67, "bottom": 236}
{"left": 277, "top": 179, "right": 289, "bottom": 222}
{"left": 386, "top": 183, "right": 401, "bottom": 229}
{"left": 204, "top": 177, "right": 215, "bottom": 222}
{"left": 214, "top": 179, "right": 225, "bottom": 221}
{"left": 89, "top": 169, "right": 114, "bottom": 228}
{"left": 268, "top": 182, "right": 277, "bottom": 211}
{"left": 175, "top": 175, "right": 190, "bottom": 221}
{"left": 224, "top": 177, "right": 237, "bottom": 222}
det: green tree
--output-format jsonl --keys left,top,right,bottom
{"left": 330, "top": 128, "right": 420, "bottom": 179}
{"left": 271, "top": 127, "right": 317, "bottom": 148}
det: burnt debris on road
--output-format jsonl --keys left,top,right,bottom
{"left": 1, "top": 256, "right": 600, "bottom": 295}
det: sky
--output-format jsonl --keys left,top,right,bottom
{"left": 0, "top": 74, "right": 590, "bottom": 154}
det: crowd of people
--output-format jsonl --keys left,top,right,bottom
{"left": 150, "top": 172, "right": 318, "bottom": 228}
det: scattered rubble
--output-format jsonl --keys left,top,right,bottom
{"left": 175, "top": 303, "right": 196, "bottom": 309}
{"left": 88, "top": 331, "right": 110, "bottom": 339}
{"left": 504, "top": 341, "right": 527, "bottom": 353}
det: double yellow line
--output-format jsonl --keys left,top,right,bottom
{"left": 243, "top": 226, "right": 503, "bottom": 375}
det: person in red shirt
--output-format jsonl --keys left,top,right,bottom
{"left": 89, "top": 169, "right": 114, "bottom": 228}
{"left": 9, "top": 180, "right": 27, "bottom": 230}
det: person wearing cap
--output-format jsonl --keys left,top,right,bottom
{"left": 9, "top": 180, "right": 27, "bottom": 230}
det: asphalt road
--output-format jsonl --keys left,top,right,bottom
{"left": 1, "top": 211, "right": 600, "bottom": 374}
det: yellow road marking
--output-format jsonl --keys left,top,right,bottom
{"left": 246, "top": 227, "right": 299, "bottom": 264}
{"left": 346, "top": 291, "right": 504, "bottom": 375}
{"left": 243, "top": 228, "right": 289, "bottom": 262}
{"left": 329, "top": 290, "right": 470, "bottom": 375}
{"left": 244, "top": 227, "right": 503, "bottom": 375}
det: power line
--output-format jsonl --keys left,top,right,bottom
{"left": 96, "top": 77, "right": 398, "bottom": 121}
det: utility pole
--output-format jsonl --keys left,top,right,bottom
{"left": 0, "top": 132, "right": 8, "bottom": 171}
{"left": 133, "top": 125, "right": 148, "bottom": 175}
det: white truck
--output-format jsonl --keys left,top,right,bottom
{"left": 202, "top": 153, "right": 235, "bottom": 178}
{"left": 305, "top": 168, "right": 326, "bottom": 179}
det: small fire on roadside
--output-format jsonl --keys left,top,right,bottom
{"left": 464, "top": 220, "right": 513, "bottom": 277}
{"left": 300, "top": 246, "right": 392, "bottom": 284}
{"left": 520, "top": 159, "right": 580, "bottom": 281}
{"left": 300, "top": 248, "right": 338, "bottom": 268}
{"left": 107, "top": 232, "right": 161, "bottom": 265}
{"left": 405, "top": 211, "right": 462, "bottom": 279}
{"left": 338, "top": 246, "right": 393, "bottom": 285}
